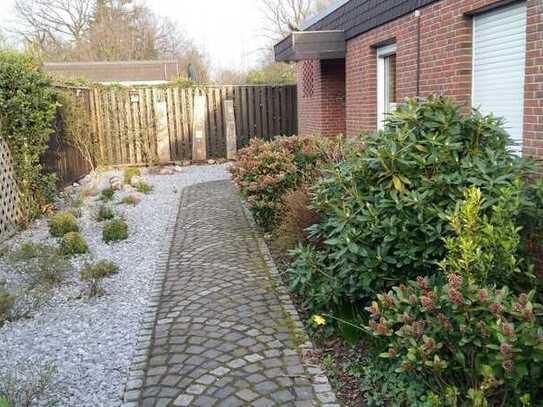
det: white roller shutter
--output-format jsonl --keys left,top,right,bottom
{"left": 473, "top": 2, "right": 527, "bottom": 154}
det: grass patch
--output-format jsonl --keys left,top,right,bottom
{"left": 59, "top": 232, "right": 88, "bottom": 256}
{"left": 121, "top": 195, "right": 140, "bottom": 206}
{"left": 96, "top": 205, "right": 115, "bottom": 222}
{"left": 99, "top": 187, "right": 115, "bottom": 202}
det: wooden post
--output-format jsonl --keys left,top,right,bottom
{"left": 224, "top": 100, "right": 237, "bottom": 160}
{"left": 154, "top": 88, "right": 171, "bottom": 163}
{"left": 192, "top": 94, "right": 207, "bottom": 162}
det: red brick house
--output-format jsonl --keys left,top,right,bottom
{"left": 274, "top": 0, "right": 542, "bottom": 158}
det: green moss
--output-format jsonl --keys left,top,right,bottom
{"left": 49, "top": 212, "right": 79, "bottom": 237}
{"left": 60, "top": 232, "right": 88, "bottom": 256}
{"left": 103, "top": 218, "right": 129, "bottom": 243}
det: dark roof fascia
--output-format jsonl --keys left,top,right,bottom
{"left": 304, "top": 0, "right": 442, "bottom": 41}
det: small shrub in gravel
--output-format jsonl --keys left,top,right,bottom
{"left": 121, "top": 195, "right": 140, "bottom": 206}
{"left": 0, "top": 361, "right": 57, "bottom": 407}
{"left": 80, "top": 260, "right": 119, "bottom": 297}
{"left": 96, "top": 205, "right": 115, "bottom": 222}
{"left": 48, "top": 212, "right": 78, "bottom": 237}
{"left": 8, "top": 243, "right": 72, "bottom": 288}
{"left": 103, "top": 218, "right": 129, "bottom": 243}
{"left": 124, "top": 167, "right": 141, "bottom": 184}
{"left": 135, "top": 181, "right": 153, "bottom": 194}
{"left": 100, "top": 187, "right": 115, "bottom": 202}
{"left": 60, "top": 232, "right": 88, "bottom": 256}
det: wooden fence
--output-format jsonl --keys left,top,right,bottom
{"left": 54, "top": 84, "right": 297, "bottom": 173}
{"left": 0, "top": 137, "right": 20, "bottom": 241}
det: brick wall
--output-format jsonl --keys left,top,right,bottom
{"left": 344, "top": 0, "right": 542, "bottom": 156}
{"left": 297, "top": 59, "right": 346, "bottom": 136}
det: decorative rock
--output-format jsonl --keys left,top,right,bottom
{"left": 207, "top": 159, "right": 216, "bottom": 165}
{"left": 174, "top": 166, "right": 183, "bottom": 173}
{"left": 109, "top": 176, "right": 123, "bottom": 191}
{"left": 159, "top": 167, "right": 175, "bottom": 176}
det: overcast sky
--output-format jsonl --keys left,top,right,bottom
{"left": 0, "top": 0, "right": 272, "bottom": 73}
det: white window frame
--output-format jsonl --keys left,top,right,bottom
{"left": 377, "top": 43, "right": 397, "bottom": 130}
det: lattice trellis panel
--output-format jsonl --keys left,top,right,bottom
{"left": 302, "top": 61, "right": 315, "bottom": 98}
{"left": 0, "top": 138, "right": 20, "bottom": 242}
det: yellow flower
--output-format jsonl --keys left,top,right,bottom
{"left": 312, "top": 315, "right": 326, "bottom": 326}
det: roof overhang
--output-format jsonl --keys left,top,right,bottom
{"left": 274, "top": 30, "right": 346, "bottom": 62}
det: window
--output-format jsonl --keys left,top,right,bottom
{"left": 377, "top": 44, "right": 397, "bottom": 130}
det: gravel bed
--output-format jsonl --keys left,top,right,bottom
{"left": 0, "top": 164, "right": 230, "bottom": 406}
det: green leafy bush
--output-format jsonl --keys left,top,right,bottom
{"left": 48, "top": 212, "right": 79, "bottom": 237}
{"left": 365, "top": 276, "right": 543, "bottom": 406}
{"left": 0, "top": 51, "right": 58, "bottom": 223}
{"left": 80, "top": 260, "right": 119, "bottom": 297}
{"left": 289, "top": 97, "right": 538, "bottom": 312}
{"left": 135, "top": 181, "right": 153, "bottom": 194}
{"left": 96, "top": 205, "right": 115, "bottom": 222}
{"left": 60, "top": 232, "right": 88, "bottom": 256}
{"left": 102, "top": 218, "right": 128, "bottom": 243}
{"left": 439, "top": 186, "right": 535, "bottom": 290}
{"left": 124, "top": 167, "right": 141, "bottom": 184}
{"left": 100, "top": 187, "right": 115, "bottom": 202}
{"left": 231, "top": 135, "right": 345, "bottom": 230}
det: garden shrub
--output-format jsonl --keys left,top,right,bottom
{"left": 96, "top": 205, "right": 115, "bottom": 222}
{"left": 48, "top": 212, "right": 78, "bottom": 237}
{"left": 0, "top": 51, "right": 58, "bottom": 223}
{"left": 80, "top": 260, "right": 119, "bottom": 297}
{"left": 439, "top": 186, "right": 535, "bottom": 291}
{"left": 102, "top": 218, "right": 128, "bottom": 243}
{"left": 59, "top": 232, "right": 88, "bottom": 256}
{"left": 124, "top": 167, "right": 141, "bottom": 184}
{"left": 289, "top": 97, "right": 539, "bottom": 313}
{"left": 231, "top": 135, "right": 344, "bottom": 230}
{"left": 365, "top": 276, "right": 543, "bottom": 406}
{"left": 135, "top": 180, "right": 153, "bottom": 194}
{"left": 100, "top": 187, "right": 115, "bottom": 202}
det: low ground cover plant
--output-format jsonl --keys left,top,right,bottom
{"left": 7, "top": 243, "right": 72, "bottom": 288}
{"left": 135, "top": 180, "right": 153, "bottom": 194}
{"left": 102, "top": 218, "right": 128, "bottom": 243}
{"left": 0, "top": 284, "right": 15, "bottom": 326}
{"left": 0, "top": 361, "right": 56, "bottom": 407}
{"left": 48, "top": 212, "right": 79, "bottom": 237}
{"left": 80, "top": 260, "right": 119, "bottom": 297}
{"left": 59, "top": 232, "right": 88, "bottom": 256}
{"left": 121, "top": 195, "right": 140, "bottom": 206}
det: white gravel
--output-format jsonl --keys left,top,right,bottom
{"left": 0, "top": 165, "right": 230, "bottom": 406}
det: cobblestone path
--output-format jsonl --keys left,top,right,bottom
{"left": 123, "top": 180, "right": 338, "bottom": 407}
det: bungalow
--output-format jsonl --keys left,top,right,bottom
{"left": 274, "top": 0, "right": 542, "bottom": 158}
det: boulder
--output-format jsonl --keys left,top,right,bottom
{"left": 130, "top": 175, "right": 144, "bottom": 187}
{"left": 109, "top": 176, "right": 123, "bottom": 191}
